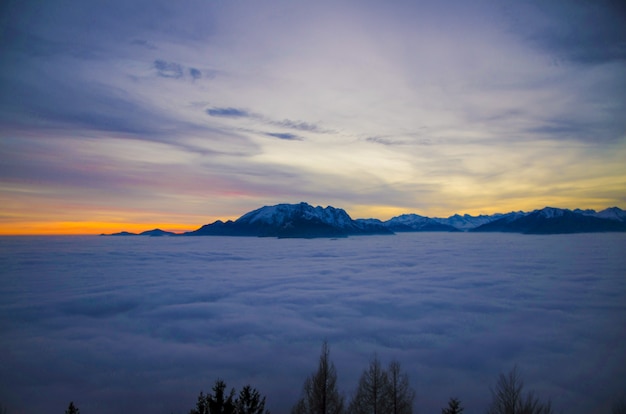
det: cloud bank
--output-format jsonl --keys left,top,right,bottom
{"left": 0, "top": 234, "right": 624, "bottom": 413}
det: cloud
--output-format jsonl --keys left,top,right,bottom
{"left": 189, "top": 67, "right": 202, "bottom": 80}
{"left": 154, "top": 59, "right": 184, "bottom": 78}
{"left": 266, "top": 132, "right": 302, "bottom": 141}
{"left": 206, "top": 107, "right": 251, "bottom": 118}
{"left": 272, "top": 119, "right": 328, "bottom": 133}
{"left": 130, "top": 38, "right": 157, "bottom": 50}
{"left": 365, "top": 136, "right": 407, "bottom": 146}
{"left": 512, "top": 1, "right": 626, "bottom": 65}
{"left": 0, "top": 235, "right": 624, "bottom": 414}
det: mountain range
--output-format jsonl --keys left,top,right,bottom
{"left": 105, "top": 202, "right": 626, "bottom": 238}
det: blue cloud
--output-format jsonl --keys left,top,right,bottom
{"left": 366, "top": 136, "right": 405, "bottom": 146}
{"left": 275, "top": 119, "right": 320, "bottom": 132}
{"left": 266, "top": 132, "right": 302, "bottom": 141}
{"left": 206, "top": 107, "right": 251, "bottom": 117}
{"left": 508, "top": 1, "right": 626, "bottom": 65}
{"left": 189, "top": 67, "right": 202, "bottom": 80}
{"left": 154, "top": 60, "right": 183, "bottom": 78}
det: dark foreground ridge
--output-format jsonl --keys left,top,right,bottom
{"left": 103, "top": 202, "right": 626, "bottom": 238}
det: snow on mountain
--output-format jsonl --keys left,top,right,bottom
{"left": 595, "top": 207, "right": 626, "bottom": 222}
{"left": 189, "top": 202, "right": 391, "bottom": 238}
{"left": 237, "top": 202, "right": 354, "bottom": 229}
{"left": 431, "top": 213, "right": 505, "bottom": 231}
{"left": 471, "top": 207, "right": 626, "bottom": 234}
{"left": 535, "top": 206, "right": 568, "bottom": 218}
{"left": 106, "top": 203, "right": 626, "bottom": 237}
{"left": 384, "top": 214, "right": 459, "bottom": 232}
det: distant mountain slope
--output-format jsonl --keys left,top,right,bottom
{"left": 594, "top": 207, "right": 626, "bottom": 222}
{"left": 383, "top": 214, "right": 460, "bottom": 232}
{"left": 471, "top": 207, "right": 626, "bottom": 234}
{"left": 431, "top": 213, "right": 507, "bottom": 230}
{"left": 140, "top": 229, "right": 177, "bottom": 237}
{"left": 186, "top": 202, "right": 392, "bottom": 238}
{"left": 104, "top": 228, "right": 177, "bottom": 237}
{"left": 104, "top": 204, "right": 626, "bottom": 237}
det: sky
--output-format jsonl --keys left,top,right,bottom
{"left": 1, "top": 234, "right": 625, "bottom": 413}
{"left": 1, "top": 0, "right": 625, "bottom": 234}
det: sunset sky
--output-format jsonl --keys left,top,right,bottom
{"left": 1, "top": 0, "right": 625, "bottom": 234}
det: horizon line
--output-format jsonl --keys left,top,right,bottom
{"left": 2, "top": 203, "right": 623, "bottom": 236}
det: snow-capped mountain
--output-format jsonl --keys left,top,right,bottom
{"left": 430, "top": 213, "right": 507, "bottom": 231}
{"left": 186, "top": 202, "right": 392, "bottom": 238}
{"left": 384, "top": 214, "right": 459, "bottom": 232}
{"left": 105, "top": 204, "right": 626, "bottom": 237}
{"left": 471, "top": 207, "right": 626, "bottom": 234}
{"left": 592, "top": 207, "right": 626, "bottom": 222}
{"left": 237, "top": 202, "right": 354, "bottom": 228}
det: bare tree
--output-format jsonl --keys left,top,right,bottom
{"left": 349, "top": 355, "right": 391, "bottom": 414}
{"left": 292, "top": 341, "right": 345, "bottom": 414}
{"left": 486, "top": 366, "right": 553, "bottom": 414}
{"left": 387, "top": 360, "right": 415, "bottom": 414}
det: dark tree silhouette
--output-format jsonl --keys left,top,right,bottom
{"left": 486, "top": 366, "right": 553, "bottom": 414}
{"left": 349, "top": 355, "right": 391, "bottom": 414}
{"left": 612, "top": 397, "right": 626, "bottom": 414}
{"left": 191, "top": 381, "right": 237, "bottom": 414}
{"left": 191, "top": 391, "right": 208, "bottom": 414}
{"left": 291, "top": 341, "right": 345, "bottom": 414}
{"left": 387, "top": 360, "right": 415, "bottom": 414}
{"left": 442, "top": 397, "right": 464, "bottom": 414}
{"left": 65, "top": 401, "right": 80, "bottom": 414}
{"left": 236, "top": 385, "right": 270, "bottom": 414}
{"left": 208, "top": 380, "right": 236, "bottom": 414}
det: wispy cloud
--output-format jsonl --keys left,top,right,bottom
{"left": 365, "top": 136, "right": 407, "bottom": 146}
{"left": 266, "top": 132, "right": 303, "bottom": 141}
{"left": 271, "top": 119, "right": 331, "bottom": 133}
{"left": 206, "top": 107, "right": 251, "bottom": 118}
{"left": 189, "top": 67, "right": 202, "bottom": 80}
{"left": 154, "top": 59, "right": 184, "bottom": 78}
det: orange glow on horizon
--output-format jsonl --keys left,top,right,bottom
{"left": 2, "top": 198, "right": 623, "bottom": 236}
{"left": 0, "top": 221, "right": 200, "bottom": 236}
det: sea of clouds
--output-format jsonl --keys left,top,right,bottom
{"left": 0, "top": 233, "right": 625, "bottom": 413}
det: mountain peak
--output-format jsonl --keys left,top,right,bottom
{"left": 534, "top": 207, "right": 569, "bottom": 218}
{"left": 188, "top": 202, "right": 391, "bottom": 238}
{"left": 105, "top": 202, "right": 626, "bottom": 237}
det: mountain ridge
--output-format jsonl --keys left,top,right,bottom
{"left": 103, "top": 203, "right": 626, "bottom": 238}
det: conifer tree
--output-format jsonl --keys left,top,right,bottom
{"left": 65, "top": 401, "right": 80, "bottom": 414}
{"left": 291, "top": 341, "right": 344, "bottom": 414}
{"left": 190, "top": 391, "right": 208, "bottom": 414}
{"left": 207, "top": 380, "right": 236, "bottom": 414}
{"left": 442, "top": 397, "right": 463, "bottom": 414}
{"left": 236, "top": 385, "right": 270, "bottom": 414}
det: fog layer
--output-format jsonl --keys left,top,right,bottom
{"left": 0, "top": 234, "right": 624, "bottom": 413}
